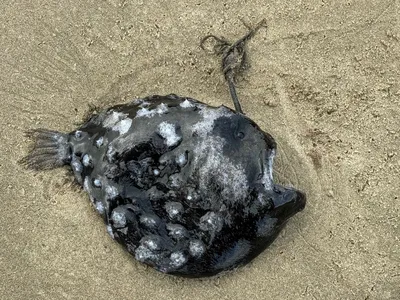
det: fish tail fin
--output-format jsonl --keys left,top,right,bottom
{"left": 19, "top": 129, "right": 71, "bottom": 170}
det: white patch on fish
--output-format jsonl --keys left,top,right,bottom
{"left": 157, "top": 122, "right": 181, "bottom": 147}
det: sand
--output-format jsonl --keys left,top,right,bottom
{"left": 1, "top": 0, "right": 399, "bottom": 299}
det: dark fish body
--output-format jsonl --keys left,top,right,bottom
{"left": 22, "top": 94, "right": 305, "bottom": 277}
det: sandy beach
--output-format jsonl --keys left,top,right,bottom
{"left": 1, "top": 0, "right": 399, "bottom": 299}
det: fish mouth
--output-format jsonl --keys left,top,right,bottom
{"left": 269, "top": 184, "right": 307, "bottom": 220}
{"left": 277, "top": 185, "right": 306, "bottom": 212}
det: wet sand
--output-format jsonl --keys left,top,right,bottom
{"left": 1, "top": 0, "right": 399, "bottom": 299}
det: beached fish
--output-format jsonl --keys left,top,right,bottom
{"left": 21, "top": 21, "right": 306, "bottom": 277}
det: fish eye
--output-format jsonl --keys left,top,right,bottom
{"left": 236, "top": 131, "right": 245, "bottom": 139}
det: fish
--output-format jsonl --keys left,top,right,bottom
{"left": 20, "top": 20, "right": 306, "bottom": 277}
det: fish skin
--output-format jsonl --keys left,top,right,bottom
{"left": 21, "top": 94, "right": 306, "bottom": 277}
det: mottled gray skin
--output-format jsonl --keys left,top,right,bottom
{"left": 22, "top": 94, "right": 306, "bottom": 277}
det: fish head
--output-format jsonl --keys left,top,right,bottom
{"left": 211, "top": 110, "right": 306, "bottom": 222}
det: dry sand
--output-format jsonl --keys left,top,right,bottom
{"left": 1, "top": 0, "right": 399, "bottom": 299}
